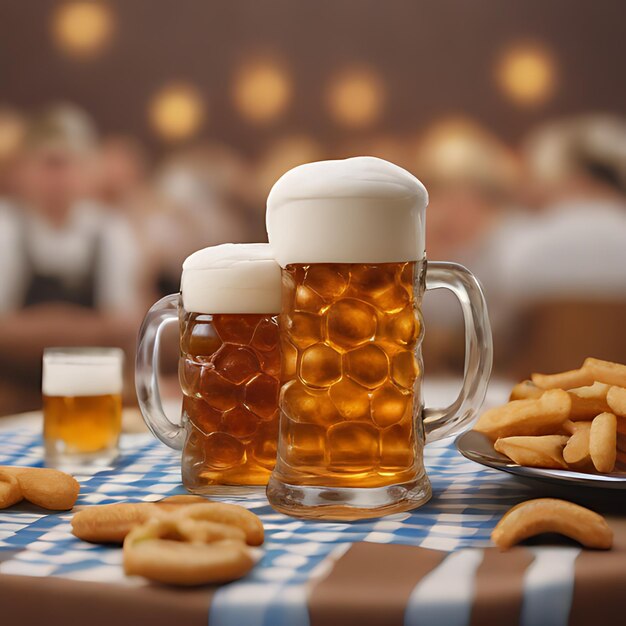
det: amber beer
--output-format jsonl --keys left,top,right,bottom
{"left": 274, "top": 261, "right": 423, "bottom": 489}
{"left": 43, "top": 348, "right": 123, "bottom": 468}
{"left": 136, "top": 243, "right": 283, "bottom": 491}
{"left": 180, "top": 311, "right": 280, "bottom": 487}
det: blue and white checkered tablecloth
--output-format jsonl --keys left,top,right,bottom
{"left": 0, "top": 428, "right": 538, "bottom": 624}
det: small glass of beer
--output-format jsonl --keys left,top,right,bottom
{"left": 135, "top": 243, "right": 282, "bottom": 491}
{"left": 43, "top": 347, "right": 123, "bottom": 470}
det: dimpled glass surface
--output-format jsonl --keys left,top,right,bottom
{"left": 179, "top": 312, "right": 280, "bottom": 487}
{"left": 274, "top": 262, "right": 425, "bottom": 488}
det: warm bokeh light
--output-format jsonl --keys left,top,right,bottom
{"left": 255, "top": 135, "right": 324, "bottom": 197}
{"left": 0, "top": 109, "right": 25, "bottom": 161}
{"left": 496, "top": 44, "right": 557, "bottom": 106}
{"left": 148, "top": 83, "right": 205, "bottom": 142}
{"left": 51, "top": 1, "right": 114, "bottom": 59}
{"left": 414, "top": 116, "right": 520, "bottom": 190}
{"left": 326, "top": 67, "right": 385, "bottom": 128}
{"left": 232, "top": 59, "right": 292, "bottom": 124}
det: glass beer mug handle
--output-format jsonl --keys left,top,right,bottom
{"left": 135, "top": 293, "right": 185, "bottom": 450}
{"left": 423, "top": 262, "right": 493, "bottom": 442}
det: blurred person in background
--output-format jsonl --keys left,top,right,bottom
{"left": 98, "top": 134, "right": 150, "bottom": 216}
{"left": 0, "top": 104, "right": 147, "bottom": 415}
{"left": 150, "top": 143, "right": 253, "bottom": 296}
{"left": 492, "top": 114, "right": 626, "bottom": 374}
{"left": 414, "top": 119, "right": 520, "bottom": 373}
{"left": 97, "top": 134, "right": 159, "bottom": 301}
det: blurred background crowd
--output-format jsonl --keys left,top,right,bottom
{"left": 0, "top": 0, "right": 625, "bottom": 415}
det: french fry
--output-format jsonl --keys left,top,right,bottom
{"left": 532, "top": 368, "right": 594, "bottom": 391}
{"left": 474, "top": 389, "right": 571, "bottom": 440}
{"left": 499, "top": 362, "right": 626, "bottom": 477}
{"left": 589, "top": 412, "right": 617, "bottom": 474}
{"left": 561, "top": 419, "right": 591, "bottom": 435}
{"left": 509, "top": 380, "right": 544, "bottom": 401}
{"left": 607, "top": 386, "right": 626, "bottom": 418}
{"left": 563, "top": 423, "right": 592, "bottom": 470}
{"left": 494, "top": 435, "right": 569, "bottom": 469}
{"left": 584, "top": 358, "right": 626, "bottom": 388}
{"left": 568, "top": 382, "right": 611, "bottom": 420}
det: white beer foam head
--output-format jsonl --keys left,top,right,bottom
{"left": 42, "top": 348, "right": 124, "bottom": 397}
{"left": 181, "top": 243, "right": 282, "bottom": 314}
{"left": 266, "top": 156, "right": 429, "bottom": 267}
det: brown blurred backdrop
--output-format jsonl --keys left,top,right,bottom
{"left": 1, "top": 1, "right": 624, "bottom": 150}
{"left": 0, "top": 0, "right": 625, "bottom": 415}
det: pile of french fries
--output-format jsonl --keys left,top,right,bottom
{"left": 474, "top": 357, "right": 626, "bottom": 474}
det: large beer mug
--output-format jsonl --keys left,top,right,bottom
{"left": 265, "top": 157, "right": 492, "bottom": 519}
{"left": 136, "top": 244, "right": 282, "bottom": 490}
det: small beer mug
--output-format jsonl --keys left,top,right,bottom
{"left": 136, "top": 244, "right": 282, "bottom": 490}
{"left": 43, "top": 347, "right": 124, "bottom": 469}
{"left": 266, "top": 157, "right": 493, "bottom": 519}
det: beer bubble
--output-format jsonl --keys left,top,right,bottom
{"left": 294, "top": 285, "right": 326, "bottom": 314}
{"left": 399, "top": 262, "right": 415, "bottom": 289}
{"left": 326, "top": 298, "right": 377, "bottom": 349}
{"left": 349, "top": 264, "right": 396, "bottom": 297}
{"left": 222, "top": 406, "right": 259, "bottom": 442}
{"left": 199, "top": 369, "right": 240, "bottom": 411}
{"left": 283, "top": 419, "right": 327, "bottom": 465}
{"left": 251, "top": 317, "right": 280, "bottom": 352}
{"left": 281, "top": 339, "right": 298, "bottom": 379}
{"left": 329, "top": 378, "right": 371, "bottom": 420}
{"left": 380, "top": 422, "right": 415, "bottom": 470}
{"left": 281, "top": 380, "right": 340, "bottom": 426}
{"left": 391, "top": 351, "right": 419, "bottom": 389}
{"left": 203, "top": 432, "right": 246, "bottom": 469}
{"left": 179, "top": 358, "right": 202, "bottom": 395}
{"left": 182, "top": 318, "right": 221, "bottom": 357}
{"left": 384, "top": 306, "right": 418, "bottom": 346}
{"left": 212, "top": 314, "right": 258, "bottom": 345}
{"left": 184, "top": 424, "right": 208, "bottom": 467}
{"left": 213, "top": 345, "right": 260, "bottom": 384}
{"left": 258, "top": 344, "right": 281, "bottom": 377}
{"left": 244, "top": 373, "right": 280, "bottom": 420}
{"left": 345, "top": 343, "right": 389, "bottom": 388}
{"left": 304, "top": 265, "right": 349, "bottom": 300}
{"left": 183, "top": 396, "right": 222, "bottom": 435}
{"left": 253, "top": 420, "right": 280, "bottom": 469}
{"left": 371, "top": 382, "right": 410, "bottom": 427}
{"left": 374, "top": 285, "right": 410, "bottom": 314}
{"left": 328, "top": 422, "right": 379, "bottom": 472}
{"left": 287, "top": 312, "right": 323, "bottom": 349}
{"left": 300, "top": 343, "right": 342, "bottom": 388}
